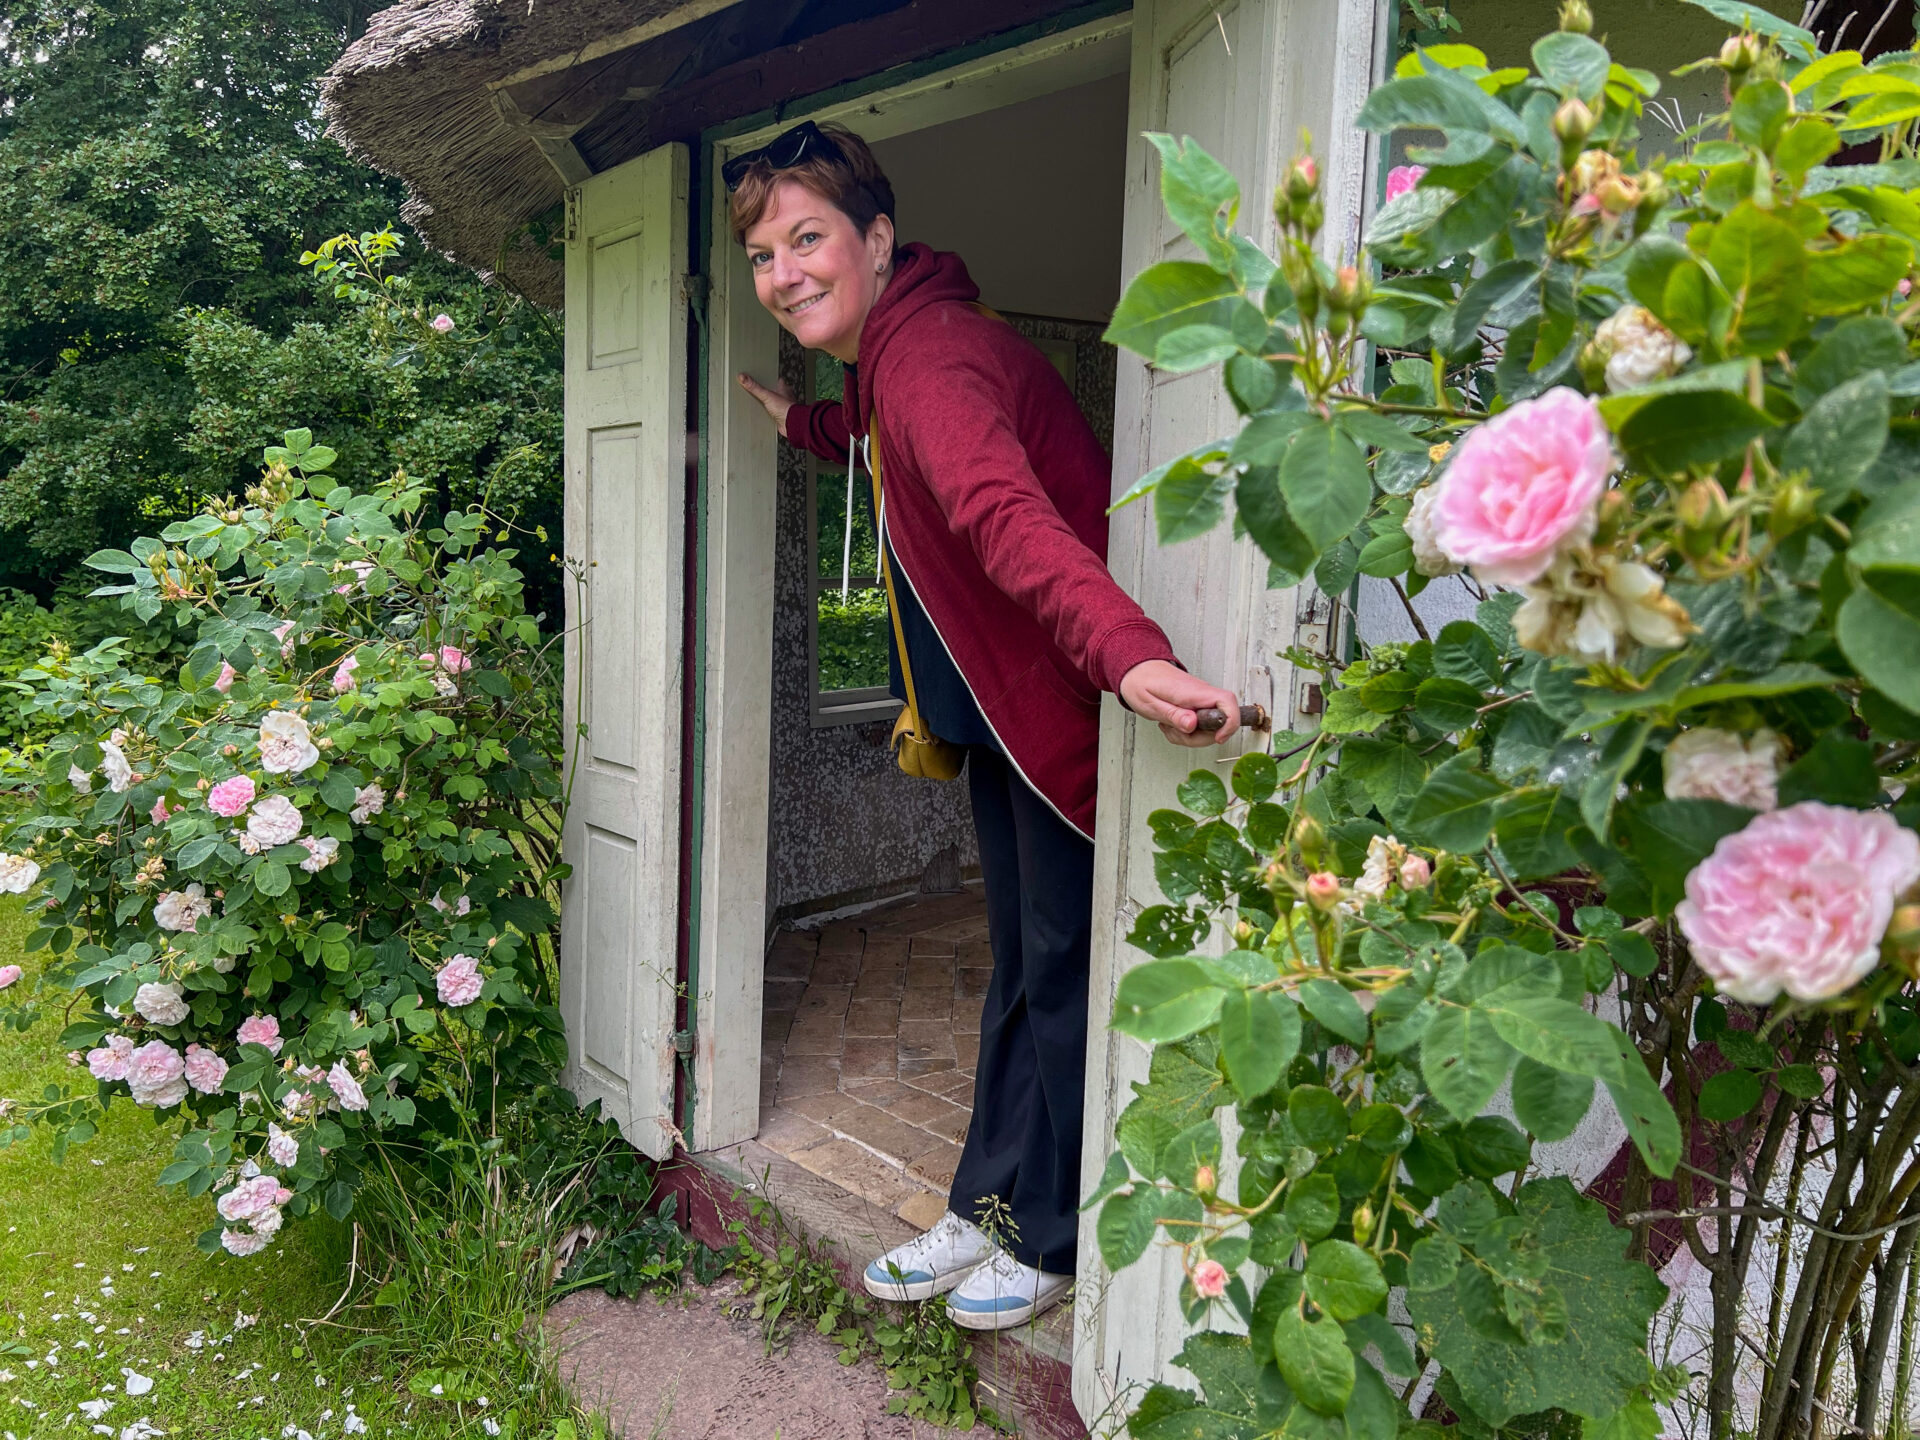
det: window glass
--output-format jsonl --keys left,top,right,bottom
{"left": 809, "top": 352, "right": 892, "bottom": 706}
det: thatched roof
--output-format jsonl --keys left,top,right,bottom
{"left": 323, "top": 0, "right": 732, "bottom": 307}
{"left": 324, "top": 0, "right": 1095, "bottom": 306}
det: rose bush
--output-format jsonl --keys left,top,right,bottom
{"left": 1099, "top": 6, "right": 1920, "bottom": 1437}
{"left": 0, "top": 431, "right": 569, "bottom": 1258}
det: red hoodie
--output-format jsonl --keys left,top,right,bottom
{"left": 785, "top": 243, "right": 1178, "bottom": 837}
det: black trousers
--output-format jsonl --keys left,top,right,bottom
{"left": 948, "top": 744, "right": 1095, "bottom": 1274}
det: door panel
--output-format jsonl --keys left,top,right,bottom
{"left": 560, "top": 141, "right": 690, "bottom": 1161}
{"left": 1074, "top": 0, "right": 1384, "bottom": 1416}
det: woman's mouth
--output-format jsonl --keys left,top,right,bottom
{"left": 787, "top": 293, "right": 828, "bottom": 317}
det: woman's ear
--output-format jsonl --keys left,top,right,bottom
{"left": 868, "top": 213, "right": 896, "bottom": 274}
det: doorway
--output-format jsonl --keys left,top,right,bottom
{"left": 739, "top": 54, "right": 1132, "bottom": 1230}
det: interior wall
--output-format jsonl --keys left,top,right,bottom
{"left": 869, "top": 71, "right": 1131, "bottom": 323}
{"left": 761, "top": 70, "right": 1130, "bottom": 921}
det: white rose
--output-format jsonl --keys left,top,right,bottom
{"left": 1354, "top": 834, "right": 1404, "bottom": 902}
{"left": 100, "top": 740, "right": 134, "bottom": 794}
{"left": 1593, "top": 304, "right": 1692, "bottom": 393}
{"left": 1664, "top": 727, "right": 1783, "bottom": 812}
{"left": 0, "top": 853, "right": 41, "bottom": 894}
{"left": 1513, "top": 550, "right": 1692, "bottom": 664}
{"left": 133, "top": 981, "right": 190, "bottom": 1027}
{"left": 349, "top": 783, "right": 386, "bottom": 825}
{"left": 298, "top": 836, "right": 339, "bottom": 874}
{"left": 69, "top": 764, "right": 92, "bottom": 793}
{"left": 257, "top": 711, "right": 319, "bottom": 775}
{"left": 1405, "top": 485, "right": 1461, "bottom": 578}
{"left": 245, "top": 795, "right": 304, "bottom": 849}
{"left": 152, "top": 883, "right": 212, "bottom": 934}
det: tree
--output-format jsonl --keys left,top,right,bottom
{"left": 0, "top": 0, "right": 562, "bottom": 612}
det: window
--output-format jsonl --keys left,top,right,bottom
{"left": 807, "top": 352, "right": 897, "bottom": 726}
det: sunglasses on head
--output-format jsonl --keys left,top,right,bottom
{"left": 722, "top": 120, "right": 848, "bottom": 192}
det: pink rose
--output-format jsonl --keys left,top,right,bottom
{"left": 273, "top": 620, "right": 296, "bottom": 659}
{"left": 183, "top": 1043, "right": 229, "bottom": 1095}
{"left": 431, "top": 313, "right": 455, "bottom": 333}
{"left": 214, "top": 662, "right": 236, "bottom": 693}
{"left": 1676, "top": 803, "right": 1920, "bottom": 1005}
{"left": 0, "top": 963, "right": 20, "bottom": 990}
{"left": 1193, "top": 1259, "right": 1229, "bottom": 1298}
{"left": 236, "top": 1014, "right": 283, "bottom": 1055}
{"left": 126, "top": 1039, "right": 188, "bottom": 1108}
{"left": 332, "top": 655, "right": 359, "bottom": 693}
{"left": 436, "top": 953, "right": 484, "bottom": 1008}
{"left": 437, "top": 645, "right": 470, "bottom": 674}
{"left": 207, "top": 775, "right": 256, "bottom": 819}
{"left": 1664, "top": 728, "right": 1783, "bottom": 813}
{"left": 266, "top": 1123, "right": 299, "bottom": 1168}
{"left": 150, "top": 796, "right": 173, "bottom": 826}
{"left": 1384, "top": 164, "right": 1427, "bottom": 203}
{"left": 217, "top": 1173, "right": 282, "bottom": 1223}
{"left": 1399, "top": 855, "right": 1432, "bottom": 889}
{"left": 328, "top": 1062, "right": 369, "bottom": 1113}
{"left": 222, "top": 1227, "right": 269, "bottom": 1256}
{"left": 88, "top": 1034, "right": 135, "bottom": 1081}
{"left": 1430, "top": 388, "right": 1613, "bottom": 585}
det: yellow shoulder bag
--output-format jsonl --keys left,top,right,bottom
{"left": 867, "top": 404, "right": 966, "bottom": 782}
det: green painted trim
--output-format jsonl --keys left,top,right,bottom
{"left": 702, "top": 0, "right": 1133, "bottom": 148}
{"left": 682, "top": 136, "right": 716, "bottom": 1139}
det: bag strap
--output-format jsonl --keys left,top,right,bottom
{"left": 866, "top": 403, "right": 930, "bottom": 741}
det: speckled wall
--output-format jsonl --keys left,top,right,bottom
{"left": 764, "top": 321, "right": 1118, "bottom": 923}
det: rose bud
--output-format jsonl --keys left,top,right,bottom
{"left": 1193, "top": 1163, "right": 1217, "bottom": 1199}
{"left": 1305, "top": 872, "right": 1343, "bottom": 910}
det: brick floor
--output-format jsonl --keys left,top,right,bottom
{"left": 757, "top": 885, "right": 989, "bottom": 1232}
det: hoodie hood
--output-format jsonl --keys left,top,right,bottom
{"left": 840, "top": 243, "right": 981, "bottom": 431}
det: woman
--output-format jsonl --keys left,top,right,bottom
{"left": 731, "top": 121, "right": 1241, "bottom": 1330}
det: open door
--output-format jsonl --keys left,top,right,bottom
{"left": 558, "top": 142, "right": 690, "bottom": 1161}
{"left": 1073, "top": 0, "right": 1384, "bottom": 1415}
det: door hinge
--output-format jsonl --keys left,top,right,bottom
{"left": 562, "top": 187, "right": 581, "bottom": 243}
{"left": 680, "top": 272, "right": 710, "bottom": 325}
{"left": 671, "top": 1029, "right": 695, "bottom": 1056}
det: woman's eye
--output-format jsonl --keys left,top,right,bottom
{"left": 749, "top": 252, "right": 771, "bottom": 269}
{"left": 797, "top": 232, "right": 821, "bottom": 248}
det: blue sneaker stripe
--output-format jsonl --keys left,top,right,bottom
{"left": 866, "top": 1261, "right": 933, "bottom": 1284}
{"left": 946, "top": 1290, "right": 1030, "bottom": 1313}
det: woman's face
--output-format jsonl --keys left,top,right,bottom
{"left": 744, "top": 177, "right": 893, "bottom": 363}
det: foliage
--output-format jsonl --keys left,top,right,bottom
{"left": 0, "top": 0, "right": 562, "bottom": 607}
{"left": 0, "top": 430, "right": 570, "bottom": 1261}
{"left": 817, "top": 586, "right": 890, "bottom": 692}
{"left": 1100, "top": 9, "right": 1920, "bottom": 1438}
{"left": 726, "top": 1190, "right": 988, "bottom": 1430}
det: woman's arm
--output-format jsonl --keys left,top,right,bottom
{"left": 736, "top": 372, "right": 853, "bottom": 463}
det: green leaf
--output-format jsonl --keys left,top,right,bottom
{"left": 1782, "top": 372, "right": 1889, "bottom": 501}
{"left": 1178, "top": 769, "right": 1230, "bottom": 816}
{"left": 1287, "top": 1172, "right": 1343, "bottom": 1242}
{"left": 1616, "top": 390, "right": 1773, "bottom": 477}
{"left": 1279, "top": 421, "right": 1371, "bottom": 552}
{"left": 1414, "top": 676, "right": 1484, "bottom": 732}
{"left": 1730, "top": 78, "right": 1790, "bottom": 150}
{"left": 1481, "top": 995, "right": 1622, "bottom": 1078}
{"left": 1407, "top": 1177, "right": 1669, "bottom": 1425}
{"left": 1231, "top": 751, "right": 1280, "bottom": 803}
{"left": 1305, "top": 1240, "right": 1389, "bottom": 1321}
{"left": 1532, "top": 31, "right": 1610, "bottom": 99}
{"left": 1511, "top": 1058, "right": 1595, "bottom": 1142}
{"left": 1272, "top": 1306, "right": 1356, "bottom": 1416}
{"left": 1602, "top": 1031, "right": 1681, "bottom": 1176}
{"left": 1406, "top": 752, "right": 1506, "bottom": 852}
{"left": 1777, "top": 731, "right": 1879, "bottom": 808}
{"left": 1114, "top": 959, "right": 1229, "bottom": 1042}
{"left": 1341, "top": 740, "right": 1429, "bottom": 827}
{"left": 1289, "top": 1085, "right": 1351, "bottom": 1152}
{"left": 1237, "top": 464, "right": 1320, "bottom": 577}
{"left": 1098, "top": 1188, "right": 1157, "bottom": 1269}
{"left": 1804, "top": 235, "right": 1912, "bottom": 316}
{"left": 1679, "top": 0, "right": 1818, "bottom": 61}
{"left": 1706, "top": 202, "right": 1807, "bottom": 355}
{"left": 1838, "top": 583, "right": 1920, "bottom": 713}
{"left": 1355, "top": 67, "right": 1526, "bottom": 143}
{"left": 1219, "top": 990, "right": 1301, "bottom": 1101}
{"left": 253, "top": 862, "right": 292, "bottom": 898}
{"left": 1407, "top": 1236, "right": 1461, "bottom": 1292}
{"left": 1146, "top": 133, "right": 1240, "bottom": 267}
{"left": 1155, "top": 457, "right": 1236, "bottom": 543}
{"left": 1492, "top": 787, "right": 1583, "bottom": 881}
{"left": 1698, "top": 1069, "right": 1763, "bottom": 1121}
{"left": 1155, "top": 324, "right": 1242, "bottom": 372}
{"left": 1433, "top": 621, "right": 1501, "bottom": 688}
{"left": 1334, "top": 409, "right": 1429, "bottom": 453}
{"left": 1618, "top": 799, "right": 1752, "bottom": 914}
{"left": 84, "top": 548, "right": 143, "bottom": 575}
{"left": 1777, "top": 1063, "right": 1825, "bottom": 1099}
{"left": 1609, "top": 932, "right": 1660, "bottom": 978}
{"left": 1298, "top": 979, "right": 1369, "bottom": 1046}
{"left": 1344, "top": 1311, "right": 1418, "bottom": 1377}
{"left": 1421, "top": 1004, "right": 1517, "bottom": 1120}
{"left": 1106, "top": 262, "right": 1243, "bottom": 357}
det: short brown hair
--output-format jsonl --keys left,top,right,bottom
{"left": 728, "top": 123, "right": 896, "bottom": 249}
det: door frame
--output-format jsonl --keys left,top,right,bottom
{"left": 686, "top": 8, "right": 1134, "bottom": 1153}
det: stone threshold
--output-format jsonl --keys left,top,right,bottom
{"left": 662, "top": 1137, "right": 1089, "bottom": 1440}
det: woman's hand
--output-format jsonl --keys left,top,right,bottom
{"left": 1119, "top": 660, "right": 1241, "bottom": 747}
{"left": 737, "top": 372, "right": 796, "bottom": 434}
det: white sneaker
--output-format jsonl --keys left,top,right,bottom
{"left": 944, "top": 1248, "right": 1072, "bottom": 1330}
{"left": 862, "top": 1211, "right": 995, "bottom": 1302}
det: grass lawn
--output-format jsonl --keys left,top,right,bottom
{"left": 0, "top": 896, "right": 588, "bottom": 1440}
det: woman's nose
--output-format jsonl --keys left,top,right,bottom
{"left": 769, "top": 249, "right": 804, "bottom": 289}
